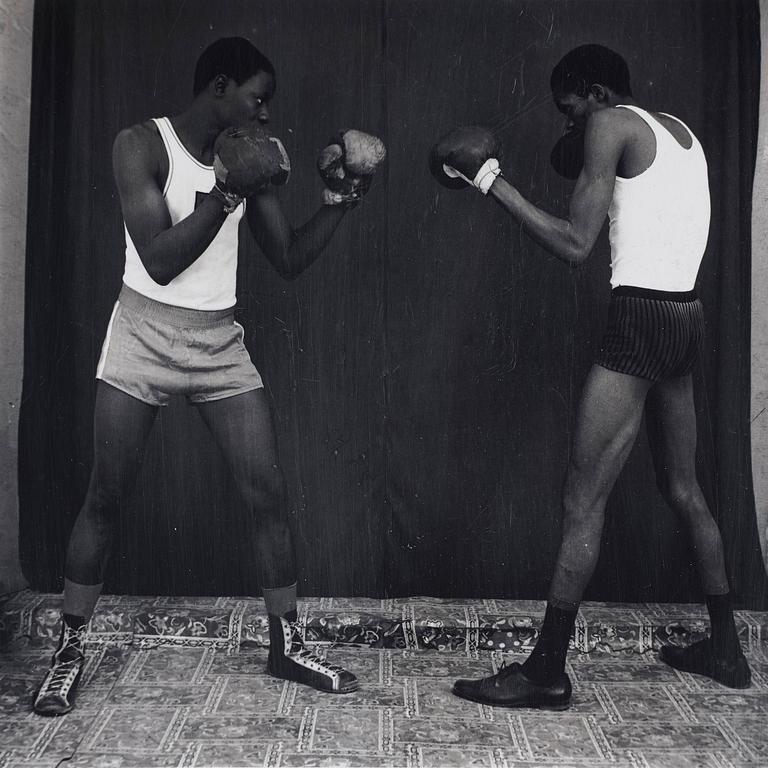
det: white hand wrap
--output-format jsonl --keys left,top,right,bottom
{"left": 442, "top": 158, "right": 501, "bottom": 195}
{"left": 473, "top": 158, "right": 501, "bottom": 194}
{"left": 322, "top": 187, "right": 358, "bottom": 207}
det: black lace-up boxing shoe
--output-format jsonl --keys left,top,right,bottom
{"left": 33, "top": 623, "right": 87, "bottom": 716}
{"left": 267, "top": 612, "right": 358, "bottom": 693}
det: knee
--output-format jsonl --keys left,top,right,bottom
{"left": 656, "top": 472, "right": 699, "bottom": 511}
{"left": 88, "top": 476, "right": 127, "bottom": 518}
{"left": 561, "top": 467, "right": 607, "bottom": 528}
{"left": 561, "top": 485, "right": 605, "bottom": 532}
{"left": 242, "top": 465, "right": 287, "bottom": 513}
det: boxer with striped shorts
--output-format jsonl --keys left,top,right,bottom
{"left": 432, "top": 44, "right": 750, "bottom": 709}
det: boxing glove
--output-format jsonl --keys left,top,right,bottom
{"left": 317, "top": 129, "right": 386, "bottom": 205}
{"left": 550, "top": 127, "right": 584, "bottom": 180}
{"left": 429, "top": 126, "right": 501, "bottom": 193}
{"left": 213, "top": 125, "right": 291, "bottom": 200}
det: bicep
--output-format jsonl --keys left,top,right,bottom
{"left": 244, "top": 189, "right": 292, "bottom": 255}
{"left": 568, "top": 115, "right": 623, "bottom": 248}
{"left": 112, "top": 129, "right": 171, "bottom": 251}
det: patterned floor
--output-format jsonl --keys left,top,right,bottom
{"left": 1, "top": 593, "right": 767, "bottom": 767}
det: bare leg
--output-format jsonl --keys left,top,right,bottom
{"left": 645, "top": 374, "right": 729, "bottom": 594}
{"left": 65, "top": 382, "right": 158, "bottom": 614}
{"left": 453, "top": 366, "right": 652, "bottom": 707}
{"left": 197, "top": 388, "right": 357, "bottom": 694}
{"left": 548, "top": 365, "right": 653, "bottom": 605}
{"left": 647, "top": 374, "right": 750, "bottom": 686}
{"left": 34, "top": 382, "right": 157, "bottom": 716}
{"left": 196, "top": 388, "right": 296, "bottom": 591}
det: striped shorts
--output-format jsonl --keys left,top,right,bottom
{"left": 595, "top": 286, "right": 704, "bottom": 382}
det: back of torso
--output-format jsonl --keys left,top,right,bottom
{"left": 608, "top": 105, "right": 710, "bottom": 292}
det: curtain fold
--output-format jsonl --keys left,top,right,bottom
{"left": 19, "top": 0, "right": 767, "bottom": 607}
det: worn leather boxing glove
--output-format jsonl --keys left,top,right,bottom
{"left": 213, "top": 125, "right": 291, "bottom": 206}
{"left": 429, "top": 126, "right": 501, "bottom": 193}
{"left": 317, "top": 129, "right": 386, "bottom": 206}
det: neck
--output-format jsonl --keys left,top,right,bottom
{"left": 169, "top": 99, "right": 223, "bottom": 165}
{"left": 608, "top": 95, "right": 638, "bottom": 108}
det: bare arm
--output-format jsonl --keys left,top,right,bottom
{"left": 488, "top": 110, "right": 625, "bottom": 266}
{"left": 244, "top": 190, "right": 350, "bottom": 281}
{"left": 112, "top": 124, "right": 230, "bottom": 286}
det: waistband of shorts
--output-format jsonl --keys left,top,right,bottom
{"left": 612, "top": 286, "right": 698, "bottom": 302}
{"left": 118, "top": 284, "right": 235, "bottom": 327}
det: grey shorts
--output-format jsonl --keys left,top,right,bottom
{"left": 96, "top": 284, "right": 263, "bottom": 406}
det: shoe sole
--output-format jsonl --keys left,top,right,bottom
{"left": 267, "top": 669, "right": 360, "bottom": 694}
{"left": 32, "top": 703, "right": 74, "bottom": 717}
{"left": 32, "top": 668, "right": 82, "bottom": 717}
{"left": 451, "top": 685, "right": 571, "bottom": 711}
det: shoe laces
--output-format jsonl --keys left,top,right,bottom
{"left": 495, "top": 659, "right": 521, "bottom": 679}
{"left": 287, "top": 621, "right": 347, "bottom": 675}
{"left": 53, "top": 624, "right": 87, "bottom": 664}
{"left": 39, "top": 655, "right": 82, "bottom": 698}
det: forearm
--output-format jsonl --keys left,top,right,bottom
{"left": 488, "top": 177, "right": 587, "bottom": 266}
{"left": 139, "top": 194, "right": 228, "bottom": 285}
{"left": 263, "top": 203, "right": 349, "bottom": 280}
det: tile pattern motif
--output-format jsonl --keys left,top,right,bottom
{"left": 0, "top": 591, "right": 766, "bottom": 767}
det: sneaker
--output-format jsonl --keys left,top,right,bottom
{"left": 453, "top": 660, "right": 571, "bottom": 710}
{"left": 660, "top": 638, "right": 751, "bottom": 688}
{"left": 33, "top": 623, "right": 86, "bottom": 716}
{"left": 267, "top": 613, "right": 358, "bottom": 693}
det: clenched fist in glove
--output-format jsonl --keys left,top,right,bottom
{"left": 212, "top": 125, "right": 291, "bottom": 211}
{"left": 429, "top": 126, "right": 501, "bottom": 194}
{"left": 317, "top": 129, "right": 386, "bottom": 206}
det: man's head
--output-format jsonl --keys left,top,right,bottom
{"left": 550, "top": 45, "right": 632, "bottom": 129}
{"left": 194, "top": 37, "right": 276, "bottom": 126}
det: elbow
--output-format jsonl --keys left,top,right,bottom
{"left": 145, "top": 264, "right": 174, "bottom": 286}
{"left": 565, "top": 241, "right": 591, "bottom": 269}
{"left": 147, "top": 268, "right": 173, "bottom": 286}
{"left": 272, "top": 251, "right": 300, "bottom": 281}
{"left": 138, "top": 251, "right": 174, "bottom": 286}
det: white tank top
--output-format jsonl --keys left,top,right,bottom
{"left": 607, "top": 105, "right": 710, "bottom": 291}
{"left": 122, "top": 117, "right": 244, "bottom": 310}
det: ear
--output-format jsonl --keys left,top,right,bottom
{"left": 212, "top": 74, "right": 229, "bottom": 97}
{"left": 589, "top": 84, "right": 607, "bottom": 102}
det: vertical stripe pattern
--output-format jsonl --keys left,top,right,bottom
{"left": 596, "top": 287, "right": 704, "bottom": 382}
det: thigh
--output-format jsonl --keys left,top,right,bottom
{"left": 568, "top": 365, "right": 654, "bottom": 497}
{"left": 644, "top": 373, "right": 698, "bottom": 480}
{"left": 91, "top": 380, "right": 159, "bottom": 488}
{"left": 195, "top": 389, "right": 280, "bottom": 483}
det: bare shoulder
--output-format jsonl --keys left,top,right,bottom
{"left": 113, "top": 120, "right": 163, "bottom": 167}
{"left": 587, "top": 107, "right": 636, "bottom": 138}
{"left": 112, "top": 120, "right": 166, "bottom": 185}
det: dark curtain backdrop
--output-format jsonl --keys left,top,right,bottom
{"left": 19, "top": 0, "right": 767, "bottom": 607}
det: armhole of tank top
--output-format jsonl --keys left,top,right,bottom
{"left": 657, "top": 112, "right": 696, "bottom": 151}
{"left": 612, "top": 105, "right": 658, "bottom": 181}
{"left": 152, "top": 117, "right": 173, "bottom": 197}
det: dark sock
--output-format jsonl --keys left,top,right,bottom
{"left": 63, "top": 613, "right": 87, "bottom": 631}
{"left": 521, "top": 603, "right": 578, "bottom": 685}
{"left": 706, "top": 593, "right": 740, "bottom": 661}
